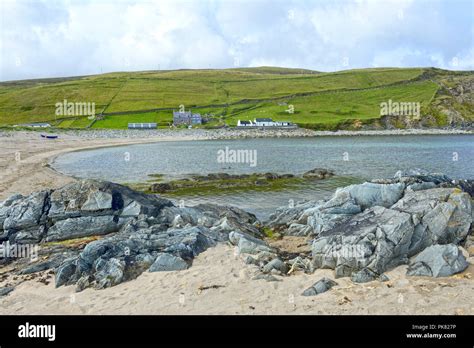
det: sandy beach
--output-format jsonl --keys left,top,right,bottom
{"left": 1, "top": 243, "right": 473, "bottom": 315}
{"left": 0, "top": 130, "right": 198, "bottom": 200}
{"left": 0, "top": 129, "right": 473, "bottom": 315}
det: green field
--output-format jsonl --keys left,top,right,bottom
{"left": 91, "top": 112, "right": 172, "bottom": 129}
{"left": 57, "top": 117, "right": 94, "bottom": 128}
{"left": 223, "top": 81, "right": 439, "bottom": 126}
{"left": 0, "top": 66, "right": 472, "bottom": 129}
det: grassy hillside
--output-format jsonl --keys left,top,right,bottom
{"left": 0, "top": 66, "right": 472, "bottom": 130}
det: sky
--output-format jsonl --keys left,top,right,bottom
{"left": 0, "top": 0, "right": 473, "bottom": 81}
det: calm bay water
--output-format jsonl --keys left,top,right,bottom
{"left": 52, "top": 135, "right": 474, "bottom": 219}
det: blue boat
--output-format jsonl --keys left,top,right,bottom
{"left": 40, "top": 134, "right": 59, "bottom": 139}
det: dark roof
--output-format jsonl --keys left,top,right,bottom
{"left": 173, "top": 111, "right": 201, "bottom": 118}
{"left": 173, "top": 110, "right": 191, "bottom": 116}
{"left": 239, "top": 120, "right": 251, "bottom": 124}
{"left": 255, "top": 118, "right": 273, "bottom": 122}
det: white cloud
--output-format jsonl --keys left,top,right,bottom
{"left": 0, "top": 0, "right": 472, "bottom": 81}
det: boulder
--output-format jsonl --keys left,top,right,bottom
{"left": 159, "top": 204, "right": 261, "bottom": 240}
{"left": 312, "top": 206, "right": 414, "bottom": 277}
{"left": 287, "top": 256, "right": 312, "bottom": 273}
{"left": 48, "top": 180, "right": 172, "bottom": 221}
{"left": 391, "top": 188, "right": 472, "bottom": 256}
{"left": 374, "top": 170, "right": 473, "bottom": 197}
{"left": 149, "top": 253, "right": 189, "bottom": 272}
{"left": 407, "top": 244, "right": 469, "bottom": 277}
{"left": 262, "top": 258, "right": 288, "bottom": 274}
{"left": 0, "top": 180, "right": 175, "bottom": 245}
{"left": 55, "top": 259, "right": 77, "bottom": 287}
{"left": 0, "top": 194, "right": 23, "bottom": 230}
{"left": 0, "top": 287, "right": 14, "bottom": 297}
{"left": 350, "top": 268, "right": 379, "bottom": 283}
{"left": 3, "top": 191, "right": 50, "bottom": 231}
{"left": 302, "top": 168, "right": 334, "bottom": 179}
{"left": 243, "top": 255, "right": 259, "bottom": 266}
{"left": 406, "top": 182, "right": 437, "bottom": 192}
{"left": 94, "top": 258, "right": 125, "bottom": 289}
{"left": 266, "top": 200, "right": 318, "bottom": 230}
{"left": 337, "top": 182, "right": 405, "bottom": 210}
{"left": 236, "top": 234, "right": 274, "bottom": 255}
{"left": 302, "top": 277, "right": 337, "bottom": 296}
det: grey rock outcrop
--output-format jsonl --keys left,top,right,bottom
{"left": 310, "top": 186, "right": 472, "bottom": 279}
{"left": 0, "top": 180, "right": 174, "bottom": 246}
{"left": 229, "top": 231, "right": 275, "bottom": 255}
{"left": 0, "top": 180, "right": 261, "bottom": 291}
{"left": 266, "top": 182, "right": 405, "bottom": 237}
{"left": 2, "top": 170, "right": 472, "bottom": 292}
{"left": 407, "top": 244, "right": 468, "bottom": 277}
{"left": 267, "top": 170, "right": 472, "bottom": 280}
{"left": 312, "top": 206, "right": 414, "bottom": 278}
{"left": 268, "top": 169, "right": 473, "bottom": 239}
{"left": 54, "top": 214, "right": 256, "bottom": 290}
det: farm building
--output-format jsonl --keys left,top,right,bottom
{"left": 18, "top": 122, "right": 51, "bottom": 128}
{"left": 254, "top": 118, "right": 274, "bottom": 126}
{"left": 255, "top": 118, "right": 293, "bottom": 127}
{"left": 173, "top": 110, "right": 202, "bottom": 125}
{"left": 128, "top": 123, "right": 157, "bottom": 129}
{"left": 237, "top": 120, "right": 253, "bottom": 127}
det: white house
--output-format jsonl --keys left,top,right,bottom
{"left": 237, "top": 120, "right": 254, "bottom": 127}
{"left": 254, "top": 118, "right": 293, "bottom": 127}
{"left": 237, "top": 118, "right": 294, "bottom": 127}
{"left": 254, "top": 118, "right": 274, "bottom": 126}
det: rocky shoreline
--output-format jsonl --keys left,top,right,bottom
{"left": 0, "top": 169, "right": 472, "bottom": 297}
{"left": 267, "top": 170, "right": 473, "bottom": 284}
{"left": 1, "top": 127, "right": 473, "bottom": 141}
